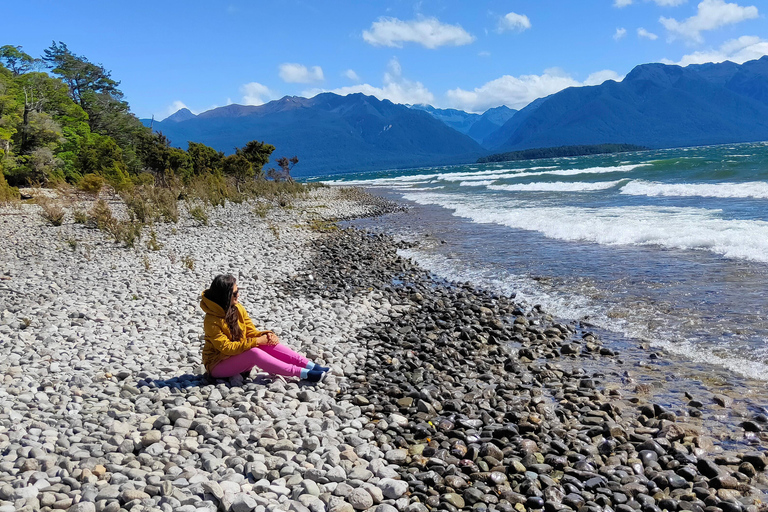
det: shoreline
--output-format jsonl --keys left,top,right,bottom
{"left": 0, "top": 188, "right": 766, "bottom": 512}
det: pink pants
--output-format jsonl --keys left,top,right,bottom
{"left": 210, "top": 343, "right": 309, "bottom": 379}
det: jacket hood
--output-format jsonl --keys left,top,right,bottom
{"left": 200, "top": 290, "right": 226, "bottom": 318}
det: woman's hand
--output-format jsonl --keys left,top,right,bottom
{"left": 265, "top": 332, "right": 279, "bottom": 346}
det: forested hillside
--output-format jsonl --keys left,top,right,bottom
{"left": 0, "top": 43, "right": 277, "bottom": 194}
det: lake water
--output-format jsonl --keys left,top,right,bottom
{"left": 314, "top": 142, "right": 768, "bottom": 389}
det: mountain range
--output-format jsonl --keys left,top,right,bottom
{"left": 143, "top": 94, "right": 484, "bottom": 176}
{"left": 489, "top": 56, "right": 768, "bottom": 152}
{"left": 144, "top": 56, "right": 768, "bottom": 176}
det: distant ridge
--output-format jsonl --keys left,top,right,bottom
{"left": 143, "top": 93, "right": 484, "bottom": 176}
{"left": 478, "top": 144, "right": 649, "bottom": 163}
{"left": 409, "top": 104, "right": 517, "bottom": 146}
{"left": 162, "top": 108, "right": 196, "bottom": 123}
{"left": 486, "top": 56, "right": 768, "bottom": 152}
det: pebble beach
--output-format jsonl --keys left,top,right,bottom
{"left": 1, "top": 188, "right": 767, "bottom": 512}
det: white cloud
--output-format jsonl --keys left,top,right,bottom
{"left": 614, "top": 0, "right": 633, "bottom": 7}
{"left": 303, "top": 57, "right": 434, "bottom": 106}
{"left": 497, "top": 12, "right": 531, "bottom": 33}
{"left": 362, "top": 16, "right": 475, "bottom": 49}
{"left": 240, "top": 82, "right": 277, "bottom": 105}
{"left": 478, "top": 51, "right": 491, "bottom": 57}
{"left": 665, "top": 35, "right": 768, "bottom": 65}
{"left": 585, "top": 70, "right": 624, "bottom": 85}
{"left": 660, "top": 0, "right": 759, "bottom": 44}
{"left": 614, "top": 27, "right": 628, "bottom": 40}
{"left": 638, "top": 27, "right": 659, "bottom": 39}
{"left": 344, "top": 69, "right": 360, "bottom": 82}
{"left": 445, "top": 68, "right": 624, "bottom": 112}
{"left": 278, "top": 63, "right": 324, "bottom": 83}
{"left": 653, "top": 0, "right": 687, "bottom": 4}
{"left": 162, "top": 100, "right": 191, "bottom": 117}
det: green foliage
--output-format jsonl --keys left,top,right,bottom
{"left": 136, "top": 131, "right": 193, "bottom": 183}
{"left": 236, "top": 140, "right": 274, "bottom": 179}
{"left": 477, "top": 144, "right": 649, "bottom": 164}
{"left": 0, "top": 172, "right": 19, "bottom": 204}
{"left": 78, "top": 173, "right": 104, "bottom": 195}
{"left": 0, "top": 46, "right": 36, "bottom": 75}
{"left": 0, "top": 41, "right": 309, "bottom": 234}
{"left": 77, "top": 132, "right": 131, "bottom": 189}
{"left": 221, "top": 153, "right": 252, "bottom": 182}
{"left": 188, "top": 141, "right": 223, "bottom": 175}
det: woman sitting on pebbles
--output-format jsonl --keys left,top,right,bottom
{"left": 201, "top": 274, "right": 329, "bottom": 382}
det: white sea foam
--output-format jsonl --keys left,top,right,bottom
{"left": 621, "top": 180, "right": 768, "bottom": 199}
{"left": 488, "top": 180, "right": 624, "bottom": 192}
{"left": 459, "top": 180, "right": 497, "bottom": 187}
{"left": 323, "top": 164, "right": 646, "bottom": 189}
{"left": 400, "top": 192, "right": 768, "bottom": 264}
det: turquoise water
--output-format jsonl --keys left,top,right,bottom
{"left": 314, "top": 142, "right": 768, "bottom": 383}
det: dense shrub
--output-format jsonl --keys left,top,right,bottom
{"left": 78, "top": 173, "right": 105, "bottom": 195}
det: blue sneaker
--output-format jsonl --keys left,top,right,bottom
{"left": 306, "top": 369, "right": 327, "bottom": 383}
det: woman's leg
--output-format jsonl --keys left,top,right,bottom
{"left": 259, "top": 343, "right": 310, "bottom": 368}
{"left": 210, "top": 347, "right": 305, "bottom": 379}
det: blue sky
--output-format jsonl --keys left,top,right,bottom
{"left": 5, "top": 0, "right": 766, "bottom": 118}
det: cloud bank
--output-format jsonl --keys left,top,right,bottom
{"left": 240, "top": 82, "right": 277, "bottom": 105}
{"left": 498, "top": 12, "right": 531, "bottom": 33}
{"left": 660, "top": 0, "right": 759, "bottom": 43}
{"left": 446, "top": 68, "right": 623, "bottom": 112}
{"left": 666, "top": 35, "right": 768, "bottom": 65}
{"left": 638, "top": 27, "right": 659, "bottom": 40}
{"left": 279, "top": 63, "right": 324, "bottom": 83}
{"left": 304, "top": 58, "right": 434, "bottom": 105}
{"left": 362, "top": 17, "right": 475, "bottom": 49}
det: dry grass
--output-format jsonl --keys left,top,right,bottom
{"left": 188, "top": 204, "right": 209, "bottom": 226}
{"left": 146, "top": 230, "right": 163, "bottom": 251}
{"left": 182, "top": 254, "right": 195, "bottom": 270}
{"left": 37, "top": 197, "right": 66, "bottom": 226}
{"left": 121, "top": 185, "right": 179, "bottom": 224}
{"left": 87, "top": 199, "right": 143, "bottom": 247}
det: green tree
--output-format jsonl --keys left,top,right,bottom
{"left": 42, "top": 41, "right": 145, "bottom": 162}
{"left": 267, "top": 156, "right": 298, "bottom": 182}
{"left": 235, "top": 140, "right": 274, "bottom": 179}
{"left": 42, "top": 42, "right": 121, "bottom": 111}
{"left": 78, "top": 132, "right": 130, "bottom": 188}
{"left": 188, "top": 141, "right": 223, "bottom": 175}
{"left": 0, "top": 46, "right": 35, "bottom": 76}
{"left": 136, "top": 131, "right": 193, "bottom": 183}
{"left": 221, "top": 154, "right": 252, "bottom": 182}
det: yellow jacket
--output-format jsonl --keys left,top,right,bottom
{"left": 200, "top": 291, "right": 271, "bottom": 373}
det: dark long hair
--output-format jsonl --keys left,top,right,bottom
{"left": 204, "top": 274, "right": 243, "bottom": 342}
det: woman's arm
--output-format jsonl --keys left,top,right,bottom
{"left": 206, "top": 317, "right": 260, "bottom": 355}
{"left": 241, "top": 305, "right": 273, "bottom": 341}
